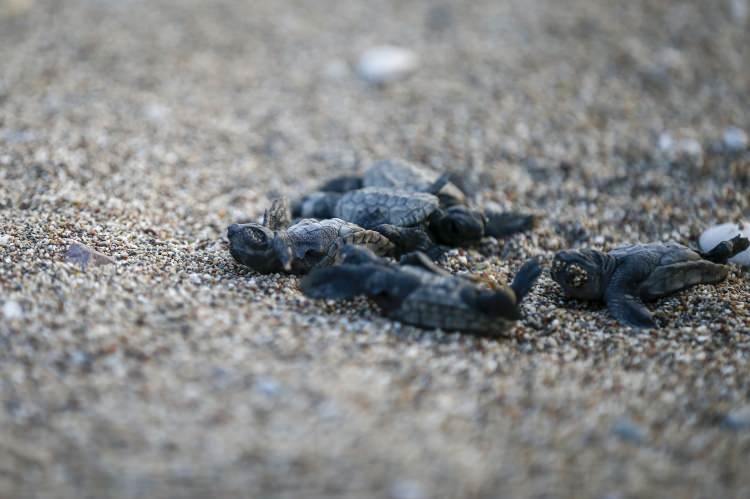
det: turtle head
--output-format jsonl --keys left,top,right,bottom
{"left": 430, "top": 206, "right": 485, "bottom": 246}
{"left": 227, "top": 223, "right": 286, "bottom": 273}
{"left": 551, "top": 249, "right": 610, "bottom": 300}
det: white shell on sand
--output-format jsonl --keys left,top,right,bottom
{"left": 357, "top": 46, "right": 418, "bottom": 84}
{"left": 699, "top": 221, "right": 750, "bottom": 266}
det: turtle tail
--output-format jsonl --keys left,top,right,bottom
{"left": 510, "top": 258, "right": 542, "bottom": 303}
{"left": 700, "top": 235, "right": 750, "bottom": 264}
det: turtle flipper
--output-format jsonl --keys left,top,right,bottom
{"left": 292, "top": 192, "right": 340, "bottom": 219}
{"left": 399, "top": 251, "right": 452, "bottom": 276}
{"left": 468, "top": 288, "right": 521, "bottom": 320}
{"left": 338, "top": 244, "right": 384, "bottom": 265}
{"left": 263, "top": 198, "right": 292, "bottom": 230}
{"left": 319, "top": 175, "right": 363, "bottom": 193}
{"left": 301, "top": 258, "right": 420, "bottom": 312}
{"left": 605, "top": 292, "right": 656, "bottom": 329}
{"left": 425, "top": 172, "right": 451, "bottom": 195}
{"left": 483, "top": 211, "right": 537, "bottom": 238}
{"left": 372, "top": 224, "right": 445, "bottom": 259}
{"left": 510, "top": 258, "right": 542, "bottom": 302}
{"left": 300, "top": 265, "right": 375, "bottom": 299}
{"left": 699, "top": 235, "right": 750, "bottom": 264}
{"left": 638, "top": 260, "right": 729, "bottom": 300}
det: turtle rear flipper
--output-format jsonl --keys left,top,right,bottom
{"left": 638, "top": 260, "right": 729, "bottom": 300}
{"left": 510, "top": 258, "right": 542, "bottom": 302}
{"left": 484, "top": 211, "right": 537, "bottom": 238}
{"left": 263, "top": 197, "right": 292, "bottom": 230}
{"left": 700, "top": 235, "right": 750, "bottom": 264}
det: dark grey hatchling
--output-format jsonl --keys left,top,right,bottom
{"left": 227, "top": 198, "right": 395, "bottom": 274}
{"left": 293, "top": 159, "right": 536, "bottom": 257}
{"left": 551, "top": 235, "right": 750, "bottom": 328}
{"left": 301, "top": 244, "right": 542, "bottom": 336}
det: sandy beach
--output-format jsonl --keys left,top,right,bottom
{"left": 1, "top": 0, "right": 749, "bottom": 497}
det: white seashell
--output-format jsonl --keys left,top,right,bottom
{"left": 699, "top": 221, "right": 750, "bottom": 266}
{"left": 357, "top": 46, "right": 418, "bottom": 84}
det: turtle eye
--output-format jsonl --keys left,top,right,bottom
{"left": 247, "top": 227, "right": 269, "bottom": 247}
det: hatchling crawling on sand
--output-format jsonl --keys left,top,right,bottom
{"left": 551, "top": 235, "right": 750, "bottom": 329}
{"left": 301, "top": 244, "right": 542, "bottom": 336}
{"left": 294, "top": 159, "right": 536, "bottom": 255}
{"left": 228, "top": 198, "right": 395, "bottom": 274}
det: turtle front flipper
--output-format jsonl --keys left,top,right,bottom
{"left": 399, "top": 251, "right": 452, "bottom": 277}
{"left": 604, "top": 266, "right": 657, "bottom": 328}
{"left": 483, "top": 211, "right": 537, "bottom": 238}
{"left": 301, "top": 261, "right": 420, "bottom": 312}
{"left": 699, "top": 235, "right": 750, "bottom": 264}
{"left": 510, "top": 258, "right": 543, "bottom": 302}
{"left": 466, "top": 287, "right": 522, "bottom": 320}
{"left": 300, "top": 264, "right": 376, "bottom": 299}
{"left": 263, "top": 197, "right": 292, "bottom": 230}
{"left": 425, "top": 172, "right": 451, "bottom": 195}
{"left": 638, "top": 260, "right": 730, "bottom": 301}
{"left": 319, "top": 175, "right": 363, "bottom": 193}
{"left": 605, "top": 291, "right": 656, "bottom": 329}
{"left": 292, "top": 192, "right": 341, "bottom": 219}
{"left": 373, "top": 224, "right": 446, "bottom": 259}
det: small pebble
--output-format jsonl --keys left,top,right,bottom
{"left": 698, "top": 222, "right": 750, "bottom": 266}
{"left": 722, "top": 406, "right": 750, "bottom": 431}
{"left": 357, "top": 46, "right": 418, "bottom": 84}
{"left": 0, "top": 234, "right": 10, "bottom": 246}
{"left": 2, "top": 300, "right": 23, "bottom": 320}
{"left": 65, "top": 242, "right": 116, "bottom": 270}
{"left": 389, "top": 479, "right": 426, "bottom": 499}
{"left": 658, "top": 132, "right": 702, "bottom": 159}
{"left": 612, "top": 417, "right": 647, "bottom": 444}
{"left": 254, "top": 376, "right": 281, "bottom": 397}
{"left": 722, "top": 126, "right": 748, "bottom": 152}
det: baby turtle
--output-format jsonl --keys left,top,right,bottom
{"left": 362, "top": 158, "right": 468, "bottom": 206}
{"left": 551, "top": 235, "right": 750, "bottom": 328}
{"left": 227, "top": 198, "right": 395, "bottom": 274}
{"left": 300, "top": 244, "right": 542, "bottom": 336}
{"left": 294, "top": 159, "right": 536, "bottom": 252}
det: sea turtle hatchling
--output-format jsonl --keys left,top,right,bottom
{"left": 300, "top": 244, "right": 542, "bottom": 336}
{"left": 227, "top": 198, "right": 395, "bottom": 274}
{"left": 551, "top": 235, "right": 750, "bottom": 328}
{"left": 294, "top": 159, "right": 536, "bottom": 252}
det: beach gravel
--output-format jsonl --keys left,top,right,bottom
{"left": 1, "top": 1, "right": 749, "bottom": 498}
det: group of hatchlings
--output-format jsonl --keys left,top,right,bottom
{"left": 227, "top": 159, "right": 749, "bottom": 335}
